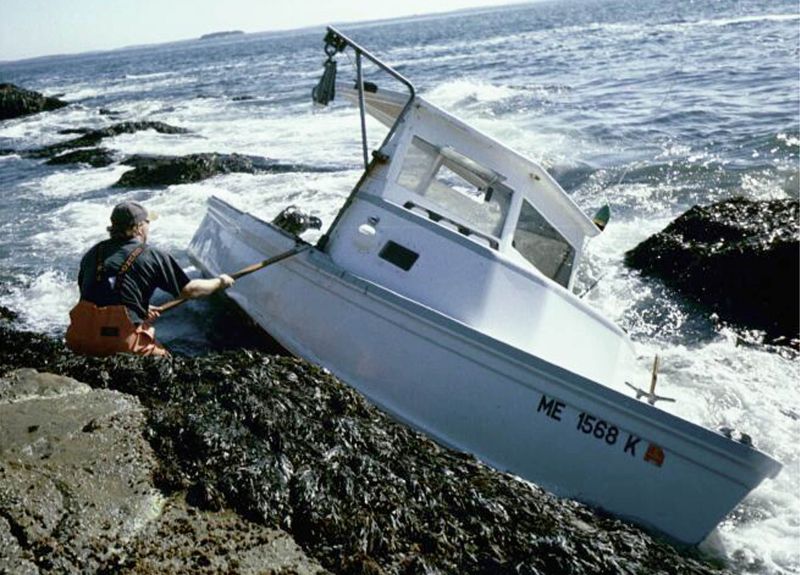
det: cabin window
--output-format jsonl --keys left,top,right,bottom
{"left": 397, "top": 137, "right": 511, "bottom": 237}
{"left": 513, "top": 199, "right": 575, "bottom": 287}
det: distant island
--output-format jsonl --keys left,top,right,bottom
{"left": 200, "top": 30, "right": 244, "bottom": 40}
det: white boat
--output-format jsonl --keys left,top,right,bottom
{"left": 188, "top": 28, "right": 781, "bottom": 544}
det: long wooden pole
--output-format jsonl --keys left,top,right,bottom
{"left": 154, "top": 244, "right": 310, "bottom": 316}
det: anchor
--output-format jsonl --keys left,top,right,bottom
{"left": 625, "top": 354, "right": 676, "bottom": 406}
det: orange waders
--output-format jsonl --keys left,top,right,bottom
{"left": 65, "top": 245, "right": 169, "bottom": 357}
{"left": 65, "top": 301, "right": 168, "bottom": 356}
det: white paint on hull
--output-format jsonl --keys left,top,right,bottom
{"left": 189, "top": 196, "right": 781, "bottom": 545}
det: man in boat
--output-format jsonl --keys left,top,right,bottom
{"left": 66, "top": 201, "right": 234, "bottom": 356}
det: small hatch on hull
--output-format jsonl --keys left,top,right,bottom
{"left": 379, "top": 241, "right": 419, "bottom": 271}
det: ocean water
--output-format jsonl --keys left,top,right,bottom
{"left": 0, "top": 0, "right": 798, "bottom": 571}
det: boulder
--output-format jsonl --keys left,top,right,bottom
{"left": 625, "top": 197, "right": 799, "bottom": 342}
{"left": 46, "top": 147, "right": 115, "bottom": 168}
{"left": 0, "top": 368, "right": 162, "bottom": 572}
{"left": 115, "top": 153, "right": 301, "bottom": 187}
{"left": 0, "top": 84, "right": 67, "bottom": 121}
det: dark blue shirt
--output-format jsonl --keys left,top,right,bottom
{"left": 78, "top": 238, "right": 190, "bottom": 323}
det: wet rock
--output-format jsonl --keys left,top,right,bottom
{"left": 0, "top": 84, "right": 68, "bottom": 121}
{"left": 57, "top": 128, "right": 92, "bottom": 135}
{"left": 31, "top": 121, "right": 190, "bottom": 159}
{"left": 625, "top": 197, "right": 799, "bottom": 342}
{"left": 0, "top": 325, "right": 729, "bottom": 575}
{"left": 45, "top": 147, "right": 116, "bottom": 168}
{"left": 114, "top": 153, "right": 322, "bottom": 187}
{"left": 0, "top": 305, "right": 17, "bottom": 321}
{"left": 118, "top": 495, "right": 328, "bottom": 573}
{"left": 0, "top": 368, "right": 161, "bottom": 573}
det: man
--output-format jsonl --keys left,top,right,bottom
{"left": 66, "top": 201, "right": 234, "bottom": 356}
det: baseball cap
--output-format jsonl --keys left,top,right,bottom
{"left": 110, "top": 201, "right": 159, "bottom": 228}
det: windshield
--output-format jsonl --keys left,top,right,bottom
{"left": 397, "top": 136, "right": 511, "bottom": 238}
{"left": 513, "top": 199, "right": 575, "bottom": 287}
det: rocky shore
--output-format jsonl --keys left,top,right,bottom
{"left": 0, "top": 324, "right": 729, "bottom": 575}
{"left": 2, "top": 114, "right": 340, "bottom": 187}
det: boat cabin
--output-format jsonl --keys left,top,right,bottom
{"left": 323, "top": 83, "right": 630, "bottom": 387}
{"left": 332, "top": 84, "right": 600, "bottom": 290}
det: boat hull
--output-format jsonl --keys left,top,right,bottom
{"left": 189, "top": 196, "right": 781, "bottom": 545}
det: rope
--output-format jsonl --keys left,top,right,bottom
{"left": 580, "top": 61, "right": 684, "bottom": 299}
{"left": 603, "top": 62, "right": 683, "bottom": 195}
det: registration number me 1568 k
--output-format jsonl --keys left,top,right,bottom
{"left": 536, "top": 394, "right": 665, "bottom": 467}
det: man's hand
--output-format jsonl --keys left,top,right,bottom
{"left": 181, "top": 275, "right": 233, "bottom": 299}
{"left": 146, "top": 306, "right": 162, "bottom": 322}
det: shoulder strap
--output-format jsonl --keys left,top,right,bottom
{"left": 114, "top": 246, "right": 145, "bottom": 292}
{"left": 95, "top": 243, "right": 106, "bottom": 282}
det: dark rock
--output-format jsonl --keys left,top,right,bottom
{"left": 57, "top": 128, "right": 92, "bottom": 135}
{"left": 0, "top": 84, "right": 68, "bottom": 121}
{"left": 31, "top": 121, "right": 190, "bottom": 159}
{"left": 0, "top": 325, "right": 729, "bottom": 575}
{"left": 232, "top": 95, "right": 255, "bottom": 101}
{"left": 115, "top": 153, "right": 324, "bottom": 187}
{"left": 46, "top": 147, "right": 115, "bottom": 168}
{"left": 0, "top": 305, "right": 17, "bottom": 321}
{"left": 625, "top": 197, "right": 799, "bottom": 341}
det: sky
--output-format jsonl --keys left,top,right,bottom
{"left": 0, "top": 0, "right": 521, "bottom": 62}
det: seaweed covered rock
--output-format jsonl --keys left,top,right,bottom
{"left": 0, "top": 83, "right": 68, "bottom": 121}
{"left": 115, "top": 153, "right": 272, "bottom": 187}
{"left": 114, "top": 153, "right": 322, "bottom": 187}
{"left": 625, "top": 197, "right": 799, "bottom": 343}
{"left": 0, "top": 325, "right": 728, "bottom": 575}
{"left": 31, "top": 121, "right": 190, "bottom": 159}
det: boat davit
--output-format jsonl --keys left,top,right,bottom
{"left": 188, "top": 27, "right": 781, "bottom": 544}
